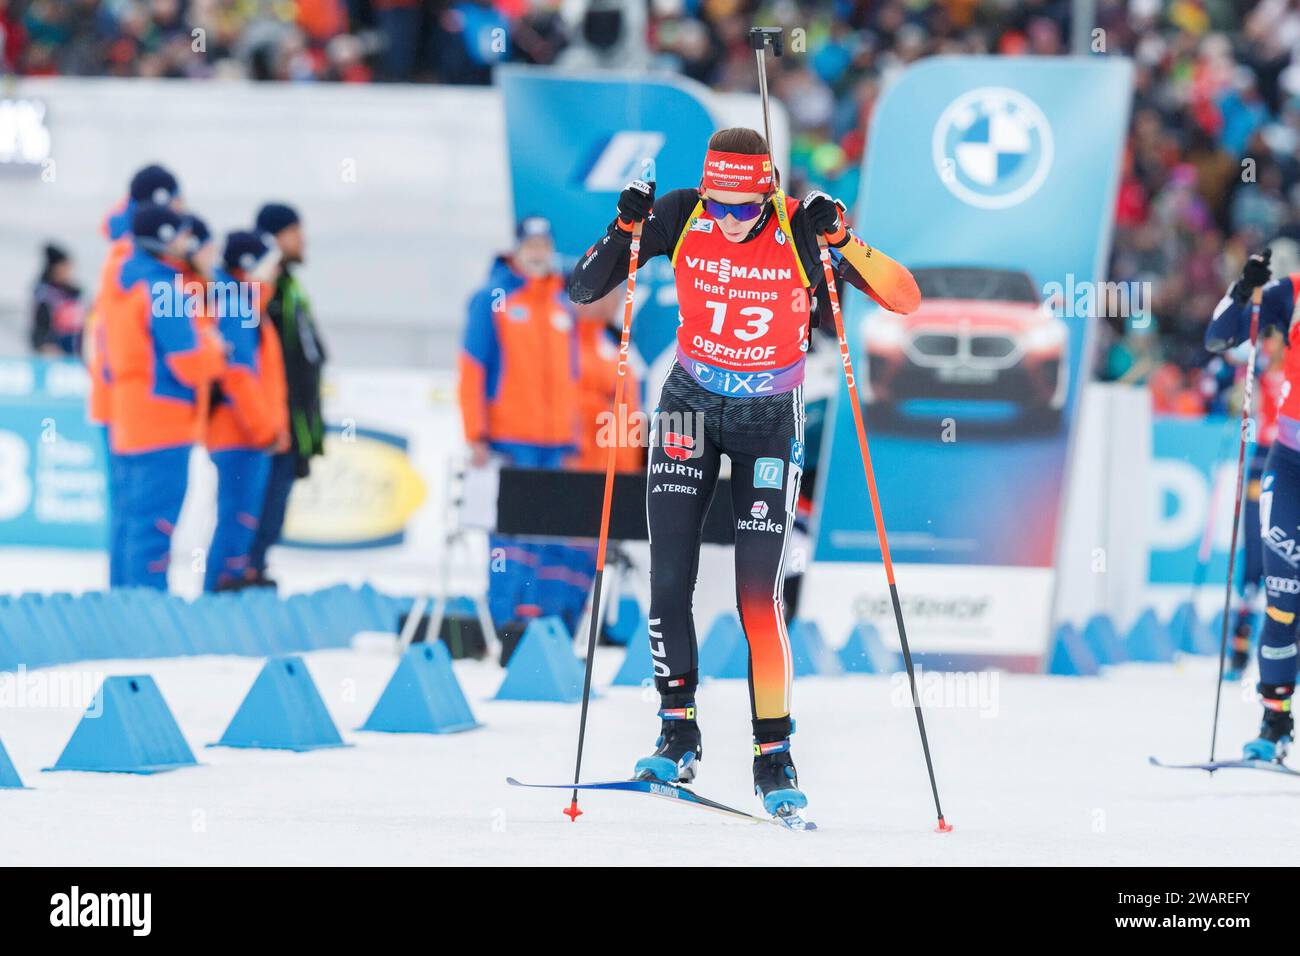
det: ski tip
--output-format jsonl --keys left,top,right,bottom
{"left": 935, "top": 816, "right": 954, "bottom": 833}
{"left": 563, "top": 800, "right": 583, "bottom": 822}
{"left": 506, "top": 777, "right": 522, "bottom": 786}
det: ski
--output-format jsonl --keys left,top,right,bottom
{"left": 1148, "top": 755, "right": 1300, "bottom": 777}
{"left": 506, "top": 777, "right": 817, "bottom": 830}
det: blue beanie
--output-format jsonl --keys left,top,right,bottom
{"left": 131, "top": 203, "right": 186, "bottom": 253}
{"left": 223, "top": 230, "right": 277, "bottom": 275}
{"left": 183, "top": 214, "right": 211, "bottom": 252}
{"left": 129, "top": 164, "right": 181, "bottom": 206}
{"left": 255, "top": 202, "right": 300, "bottom": 236}
{"left": 516, "top": 215, "right": 553, "bottom": 242}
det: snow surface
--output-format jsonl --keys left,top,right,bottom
{"left": 1, "top": 647, "right": 1296, "bottom": 866}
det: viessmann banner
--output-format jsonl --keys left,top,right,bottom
{"left": 807, "top": 57, "right": 1133, "bottom": 669}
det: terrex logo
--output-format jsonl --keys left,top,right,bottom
{"left": 580, "top": 131, "right": 666, "bottom": 191}
{"left": 50, "top": 886, "right": 152, "bottom": 936}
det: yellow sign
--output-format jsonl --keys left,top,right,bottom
{"left": 283, "top": 428, "right": 427, "bottom": 548}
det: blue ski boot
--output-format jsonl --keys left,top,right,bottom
{"left": 634, "top": 699, "right": 701, "bottom": 784}
{"left": 753, "top": 737, "right": 808, "bottom": 819}
{"left": 1243, "top": 703, "right": 1293, "bottom": 763}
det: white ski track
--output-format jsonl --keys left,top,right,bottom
{"left": 2, "top": 646, "right": 1298, "bottom": 864}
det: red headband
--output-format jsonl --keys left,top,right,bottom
{"left": 701, "top": 150, "right": 774, "bottom": 193}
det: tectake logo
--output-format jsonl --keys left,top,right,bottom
{"left": 932, "top": 87, "right": 1053, "bottom": 210}
{"left": 751, "top": 500, "right": 769, "bottom": 519}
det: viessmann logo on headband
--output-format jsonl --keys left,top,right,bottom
{"left": 702, "top": 151, "right": 773, "bottom": 191}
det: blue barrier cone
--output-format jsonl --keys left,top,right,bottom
{"left": 211, "top": 655, "right": 348, "bottom": 751}
{"left": 1047, "top": 624, "right": 1099, "bottom": 676}
{"left": 1170, "top": 601, "right": 1216, "bottom": 656}
{"left": 611, "top": 617, "right": 654, "bottom": 687}
{"left": 698, "top": 613, "right": 746, "bottom": 679}
{"left": 604, "top": 595, "right": 642, "bottom": 647}
{"left": 1126, "top": 608, "right": 1176, "bottom": 663}
{"left": 788, "top": 619, "right": 842, "bottom": 677}
{"left": 494, "top": 619, "right": 588, "bottom": 702}
{"left": 46, "top": 675, "right": 198, "bottom": 773}
{"left": 0, "top": 608, "right": 20, "bottom": 672}
{"left": 1081, "top": 614, "right": 1125, "bottom": 666}
{"left": 838, "top": 621, "right": 898, "bottom": 673}
{"left": 360, "top": 643, "right": 480, "bottom": 734}
{"left": 0, "top": 737, "right": 27, "bottom": 788}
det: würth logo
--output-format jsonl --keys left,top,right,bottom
{"left": 662, "top": 431, "right": 696, "bottom": 462}
{"left": 50, "top": 886, "right": 152, "bottom": 936}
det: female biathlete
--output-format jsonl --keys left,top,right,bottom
{"left": 1206, "top": 249, "right": 1299, "bottom": 762}
{"left": 567, "top": 127, "right": 921, "bottom": 816}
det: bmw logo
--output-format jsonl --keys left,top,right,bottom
{"left": 932, "top": 87, "right": 1053, "bottom": 210}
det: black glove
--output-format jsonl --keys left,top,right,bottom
{"left": 1230, "top": 248, "right": 1272, "bottom": 305}
{"left": 801, "top": 190, "right": 849, "bottom": 246}
{"left": 616, "top": 179, "right": 655, "bottom": 227}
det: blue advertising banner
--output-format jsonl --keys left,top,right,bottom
{"left": 0, "top": 358, "right": 106, "bottom": 550}
{"left": 1149, "top": 416, "right": 1242, "bottom": 587}
{"left": 806, "top": 57, "right": 1133, "bottom": 664}
{"left": 498, "top": 67, "right": 726, "bottom": 366}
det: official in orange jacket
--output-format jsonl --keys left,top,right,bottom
{"left": 558, "top": 286, "right": 647, "bottom": 630}
{"left": 87, "top": 164, "right": 184, "bottom": 586}
{"left": 458, "top": 216, "right": 580, "bottom": 638}
{"left": 202, "top": 230, "right": 290, "bottom": 591}
{"left": 567, "top": 286, "right": 644, "bottom": 474}
{"left": 106, "top": 204, "right": 225, "bottom": 590}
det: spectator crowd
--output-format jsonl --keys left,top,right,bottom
{"left": 8, "top": 0, "right": 1300, "bottom": 413}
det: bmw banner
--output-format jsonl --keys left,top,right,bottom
{"left": 806, "top": 57, "right": 1133, "bottom": 669}
{"left": 498, "top": 67, "right": 776, "bottom": 368}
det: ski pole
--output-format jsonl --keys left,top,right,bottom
{"left": 564, "top": 217, "right": 644, "bottom": 822}
{"left": 1209, "top": 286, "right": 1263, "bottom": 764}
{"left": 817, "top": 235, "right": 952, "bottom": 832}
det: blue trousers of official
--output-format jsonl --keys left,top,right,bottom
{"left": 116, "top": 445, "right": 191, "bottom": 590}
{"left": 206, "top": 450, "right": 272, "bottom": 591}
{"left": 101, "top": 426, "right": 129, "bottom": 588}
{"left": 487, "top": 443, "right": 581, "bottom": 630}
{"left": 249, "top": 452, "right": 298, "bottom": 575}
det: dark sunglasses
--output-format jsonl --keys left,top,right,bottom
{"left": 703, "top": 198, "right": 765, "bottom": 222}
